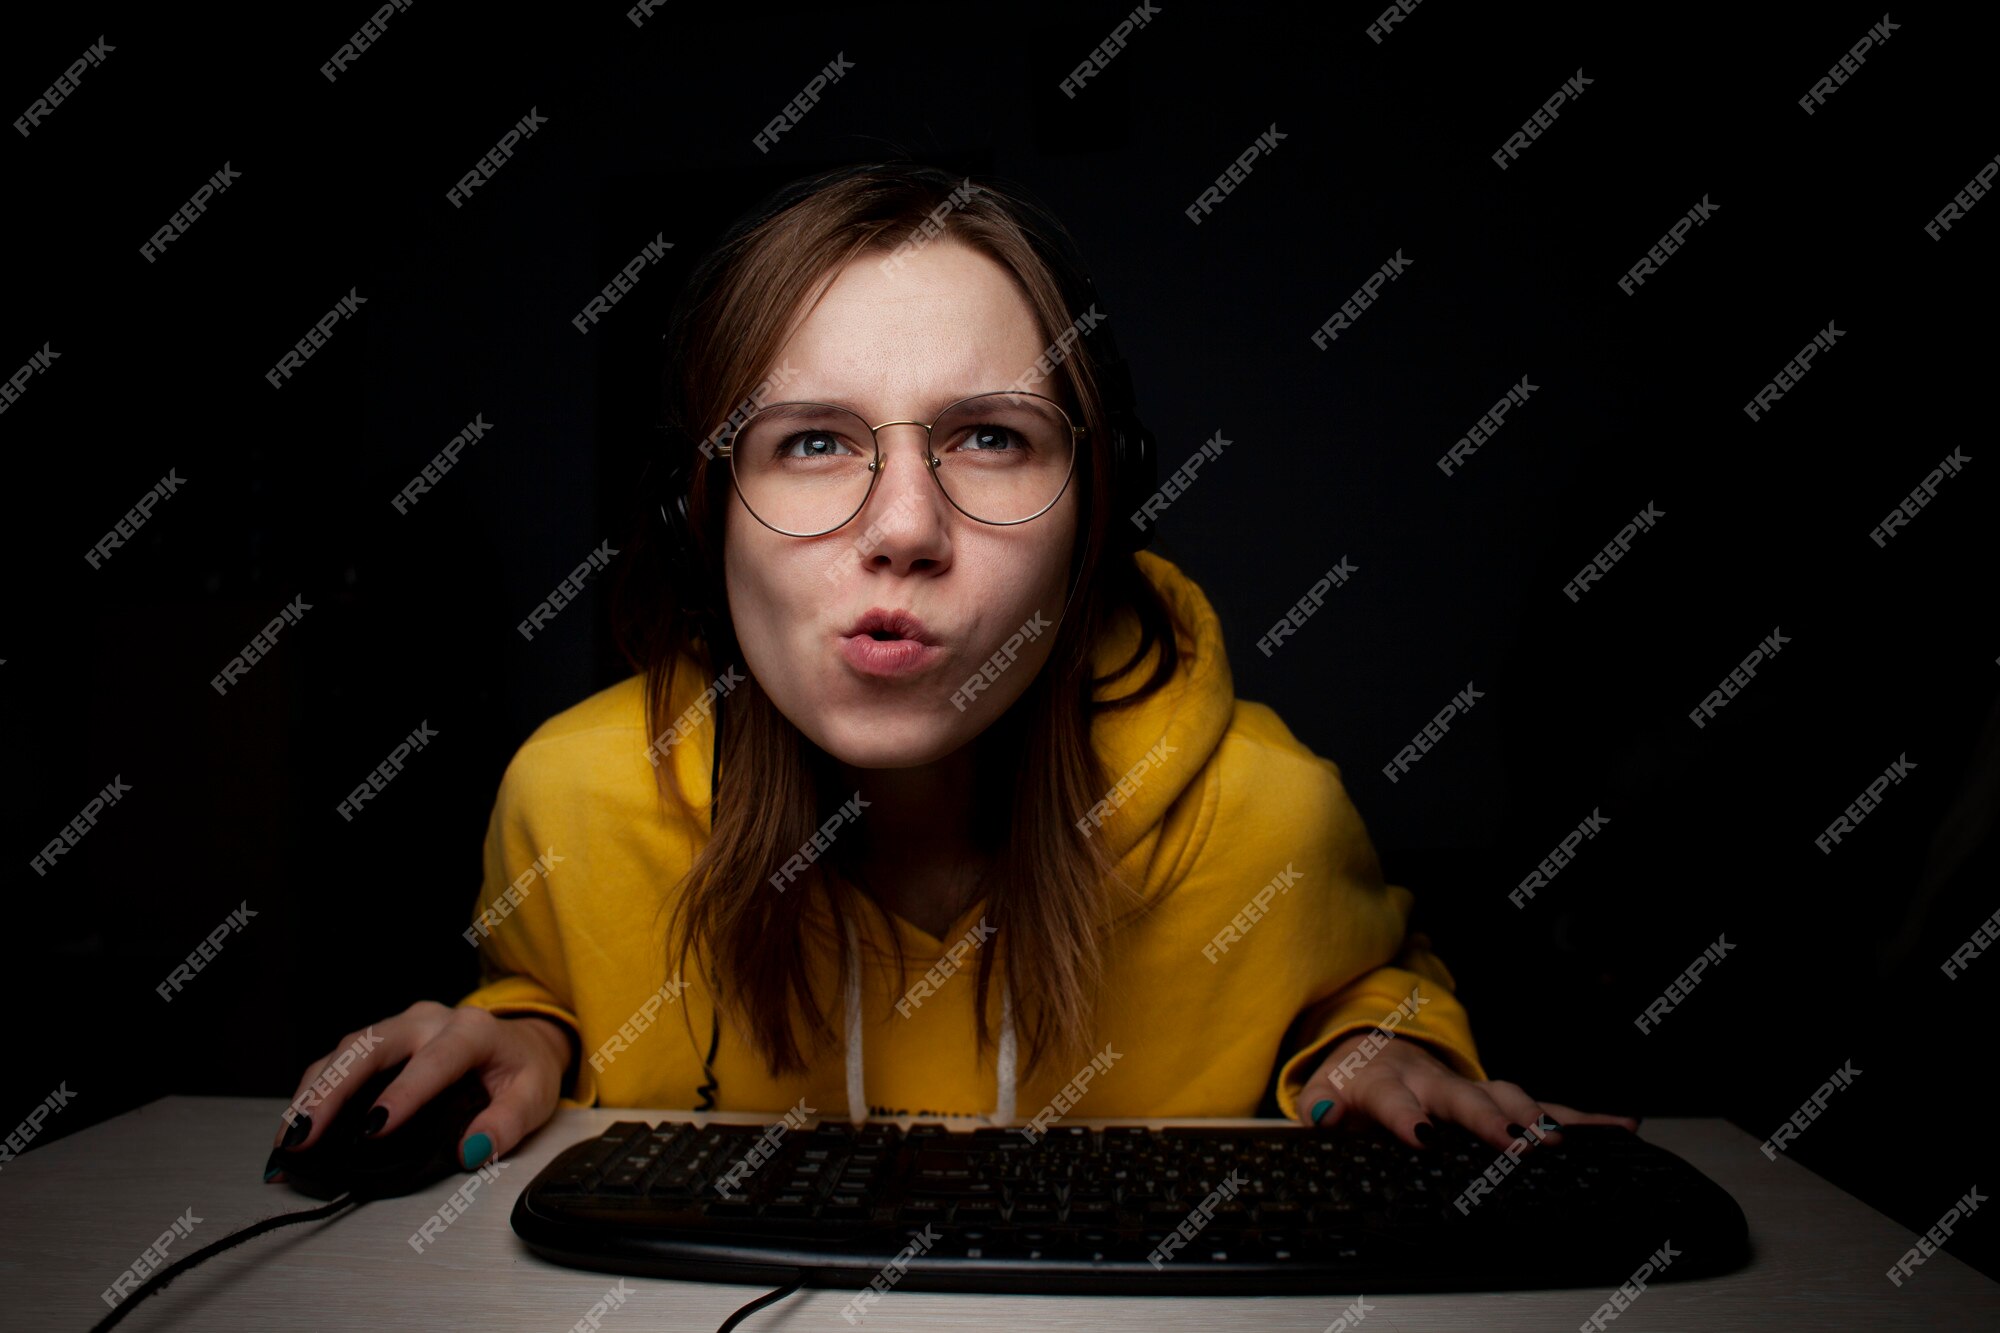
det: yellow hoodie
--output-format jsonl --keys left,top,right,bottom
{"left": 456, "top": 550, "right": 1488, "bottom": 1126}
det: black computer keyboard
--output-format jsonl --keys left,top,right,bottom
{"left": 511, "top": 1117, "right": 1750, "bottom": 1294}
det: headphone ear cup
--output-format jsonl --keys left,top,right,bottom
{"left": 1110, "top": 411, "right": 1158, "bottom": 554}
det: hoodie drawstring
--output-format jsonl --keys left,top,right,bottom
{"left": 843, "top": 910, "right": 1016, "bottom": 1124}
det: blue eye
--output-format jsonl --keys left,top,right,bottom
{"left": 955, "top": 425, "right": 1027, "bottom": 453}
{"left": 777, "top": 431, "right": 856, "bottom": 460}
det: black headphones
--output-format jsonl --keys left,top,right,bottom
{"left": 655, "top": 162, "right": 1159, "bottom": 1112}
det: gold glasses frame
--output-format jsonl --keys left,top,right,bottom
{"left": 716, "top": 389, "right": 1085, "bottom": 538}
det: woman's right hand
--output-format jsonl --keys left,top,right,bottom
{"left": 267, "top": 1001, "right": 573, "bottom": 1180}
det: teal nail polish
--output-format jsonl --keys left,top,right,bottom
{"left": 461, "top": 1132, "right": 492, "bottom": 1170}
{"left": 1309, "top": 1099, "right": 1334, "bottom": 1125}
{"left": 264, "top": 1166, "right": 282, "bottom": 1183}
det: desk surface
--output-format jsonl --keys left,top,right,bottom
{"left": 3, "top": 1098, "right": 1995, "bottom": 1331}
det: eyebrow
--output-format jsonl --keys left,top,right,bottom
{"left": 774, "top": 390, "right": 1001, "bottom": 419}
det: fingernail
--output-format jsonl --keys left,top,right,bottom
{"left": 1506, "top": 1123, "right": 1527, "bottom": 1139}
{"left": 1415, "top": 1121, "right": 1436, "bottom": 1144}
{"left": 1309, "top": 1099, "right": 1335, "bottom": 1126}
{"left": 264, "top": 1166, "right": 284, "bottom": 1183}
{"left": 1537, "top": 1115, "right": 1562, "bottom": 1132}
{"left": 461, "top": 1132, "right": 493, "bottom": 1170}
{"left": 362, "top": 1105, "right": 387, "bottom": 1137}
{"left": 282, "top": 1114, "right": 310, "bottom": 1149}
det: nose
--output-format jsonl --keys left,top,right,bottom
{"left": 843, "top": 422, "right": 954, "bottom": 569}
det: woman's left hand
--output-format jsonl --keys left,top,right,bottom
{"left": 1293, "top": 1028, "right": 1640, "bottom": 1152}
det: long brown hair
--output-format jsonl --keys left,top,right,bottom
{"left": 607, "top": 162, "right": 1191, "bottom": 1088}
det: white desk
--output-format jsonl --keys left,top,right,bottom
{"left": 3, "top": 1098, "right": 1996, "bottom": 1330}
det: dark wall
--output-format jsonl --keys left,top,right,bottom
{"left": 7, "top": 0, "right": 1996, "bottom": 1280}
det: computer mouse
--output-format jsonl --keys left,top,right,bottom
{"left": 265, "top": 1059, "right": 492, "bottom": 1201}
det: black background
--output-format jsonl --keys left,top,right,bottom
{"left": 7, "top": 0, "right": 1997, "bottom": 1285}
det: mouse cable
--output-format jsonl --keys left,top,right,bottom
{"left": 714, "top": 1276, "right": 804, "bottom": 1331}
{"left": 87, "top": 1191, "right": 360, "bottom": 1331}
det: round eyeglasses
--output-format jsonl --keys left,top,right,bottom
{"left": 716, "top": 390, "right": 1083, "bottom": 537}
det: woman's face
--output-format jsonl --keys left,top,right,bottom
{"left": 722, "top": 236, "right": 1080, "bottom": 769}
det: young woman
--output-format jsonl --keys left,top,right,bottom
{"left": 270, "top": 163, "right": 1636, "bottom": 1180}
